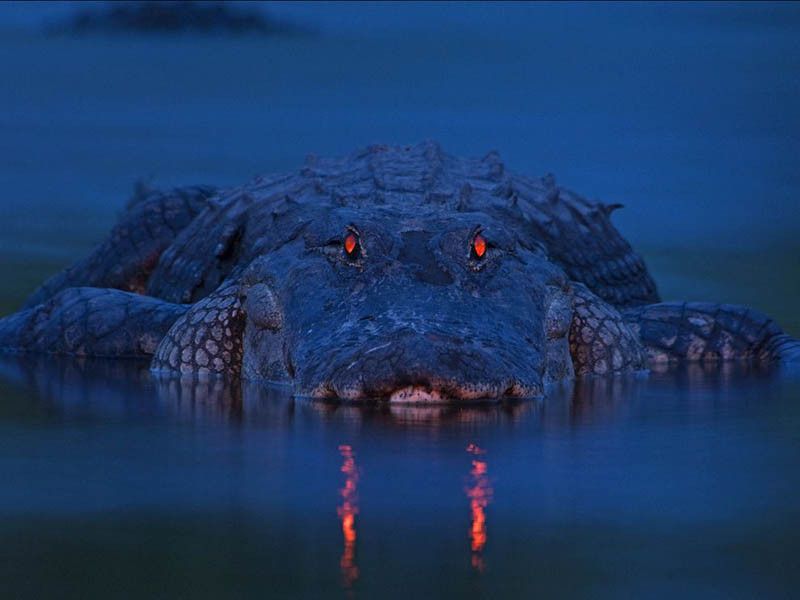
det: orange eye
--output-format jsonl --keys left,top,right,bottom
{"left": 472, "top": 233, "right": 487, "bottom": 259}
{"left": 344, "top": 232, "right": 359, "bottom": 257}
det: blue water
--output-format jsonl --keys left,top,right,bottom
{"left": 0, "top": 3, "right": 799, "bottom": 598}
{"left": 1, "top": 356, "right": 799, "bottom": 597}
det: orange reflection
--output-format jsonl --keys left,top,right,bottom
{"left": 338, "top": 444, "right": 359, "bottom": 588}
{"left": 466, "top": 443, "right": 492, "bottom": 572}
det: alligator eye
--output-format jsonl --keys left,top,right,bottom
{"left": 471, "top": 233, "right": 487, "bottom": 259}
{"left": 343, "top": 232, "right": 360, "bottom": 260}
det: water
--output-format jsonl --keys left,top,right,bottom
{"left": 0, "top": 3, "right": 799, "bottom": 597}
{"left": 1, "top": 356, "right": 799, "bottom": 598}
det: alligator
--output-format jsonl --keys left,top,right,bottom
{"left": 1, "top": 142, "right": 797, "bottom": 403}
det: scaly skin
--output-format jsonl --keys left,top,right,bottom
{"left": 24, "top": 185, "right": 217, "bottom": 307}
{"left": 623, "top": 302, "right": 800, "bottom": 364}
{"left": 568, "top": 283, "right": 647, "bottom": 376}
{"left": 0, "top": 287, "right": 186, "bottom": 357}
{"left": 151, "top": 282, "right": 246, "bottom": 375}
{"left": 0, "top": 142, "right": 797, "bottom": 403}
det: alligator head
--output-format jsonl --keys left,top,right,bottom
{"left": 238, "top": 207, "right": 575, "bottom": 402}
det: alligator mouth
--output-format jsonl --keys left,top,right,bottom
{"left": 308, "top": 380, "right": 543, "bottom": 404}
{"left": 388, "top": 386, "right": 447, "bottom": 404}
{"left": 295, "top": 322, "right": 548, "bottom": 404}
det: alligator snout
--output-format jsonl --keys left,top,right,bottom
{"left": 301, "top": 330, "right": 544, "bottom": 403}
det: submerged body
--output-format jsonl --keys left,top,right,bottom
{"left": 1, "top": 142, "right": 797, "bottom": 402}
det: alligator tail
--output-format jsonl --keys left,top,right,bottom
{"left": 622, "top": 302, "right": 800, "bottom": 365}
{"left": 0, "top": 287, "right": 187, "bottom": 358}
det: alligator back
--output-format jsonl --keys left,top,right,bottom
{"left": 146, "top": 142, "right": 658, "bottom": 308}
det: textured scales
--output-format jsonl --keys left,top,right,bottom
{"left": 569, "top": 284, "right": 646, "bottom": 376}
{"left": 0, "top": 287, "right": 186, "bottom": 357}
{"left": 144, "top": 142, "right": 658, "bottom": 307}
{"left": 151, "top": 282, "right": 245, "bottom": 375}
{"left": 623, "top": 302, "right": 800, "bottom": 365}
{"left": 24, "top": 185, "right": 218, "bottom": 308}
{"left": 0, "top": 142, "right": 797, "bottom": 403}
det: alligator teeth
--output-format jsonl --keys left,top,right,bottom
{"left": 389, "top": 386, "right": 445, "bottom": 404}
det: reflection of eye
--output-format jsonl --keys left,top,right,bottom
{"left": 344, "top": 232, "right": 360, "bottom": 260}
{"left": 471, "top": 233, "right": 487, "bottom": 260}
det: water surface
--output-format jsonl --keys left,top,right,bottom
{"left": 1, "top": 356, "right": 799, "bottom": 598}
